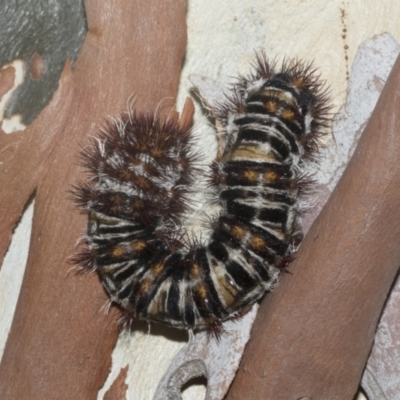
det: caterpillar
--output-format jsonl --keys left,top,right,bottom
{"left": 72, "top": 53, "right": 329, "bottom": 335}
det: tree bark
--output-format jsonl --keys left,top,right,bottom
{"left": 0, "top": 1, "right": 187, "bottom": 399}
{"left": 226, "top": 54, "right": 400, "bottom": 399}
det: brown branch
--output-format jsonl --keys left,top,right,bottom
{"left": 0, "top": 61, "right": 74, "bottom": 265}
{"left": 0, "top": 1, "right": 187, "bottom": 399}
{"left": 226, "top": 54, "right": 400, "bottom": 399}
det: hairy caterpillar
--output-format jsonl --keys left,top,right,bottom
{"left": 72, "top": 53, "right": 329, "bottom": 335}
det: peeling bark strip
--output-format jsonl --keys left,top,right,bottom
{"left": 0, "top": 1, "right": 187, "bottom": 399}
{"left": 104, "top": 365, "right": 129, "bottom": 400}
{"left": 227, "top": 54, "right": 400, "bottom": 399}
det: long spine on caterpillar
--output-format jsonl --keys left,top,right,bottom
{"left": 72, "top": 53, "right": 329, "bottom": 332}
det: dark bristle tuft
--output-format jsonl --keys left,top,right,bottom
{"left": 252, "top": 50, "right": 275, "bottom": 79}
{"left": 118, "top": 309, "right": 136, "bottom": 330}
{"left": 206, "top": 319, "right": 227, "bottom": 342}
{"left": 214, "top": 87, "right": 245, "bottom": 123}
{"left": 206, "top": 160, "right": 226, "bottom": 188}
{"left": 69, "top": 181, "right": 95, "bottom": 208}
{"left": 68, "top": 246, "right": 95, "bottom": 270}
{"left": 292, "top": 173, "right": 317, "bottom": 197}
{"left": 277, "top": 254, "right": 296, "bottom": 274}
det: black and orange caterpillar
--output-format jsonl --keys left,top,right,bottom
{"left": 72, "top": 54, "right": 329, "bottom": 334}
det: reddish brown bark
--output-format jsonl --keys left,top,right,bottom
{"left": 0, "top": 1, "right": 187, "bottom": 399}
{"left": 0, "top": 66, "right": 15, "bottom": 100}
{"left": 103, "top": 365, "right": 129, "bottom": 400}
{"left": 226, "top": 54, "right": 400, "bottom": 399}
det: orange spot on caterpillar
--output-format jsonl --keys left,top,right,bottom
{"left": 112, "top": 246, "right": 125, "bottom": 257}
{"left": 190, "top": 263, "right": 201, "bottom": 278}
{"left": 230, "top": 225, "right": 246, "bottom": 240}
{"left": 264, "top": 171, "right": 278, "bottom": 183}
{"left": 195, "top": 284, "right": 208, "bottom": 300}
{"left": 132, "top": 240, "right": 147, "bottom": 252}
{"left": 264, "top": 100, "right": 278, "bottom": 113}
{"left": 281, "top": 108, "right": 295, "bottom": 120}
{"left": 151, "top": 262, "right": 165, "bottom": 275}
{"left": 118, "top": 169, "right": 135, "bottom": 181}
{"left": 150, "top": 147, "right": 164, "bottom": 158}
{"left": 135, "top": 176, "right": 151, "bottom": 190}
{"left": 249, "top": 235, "right": 266, "bottom": 251}
{"left": 292, "top": 76, "right": 306, "bottom": 89}
{"left": 241, "top": 169, "right": 258, "bottom": 182}
{"left": 132, "top": 199, "right": 144, "bottom": 209}
{"left": 139, "top": 279, "right": 152, "bottom": 294}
